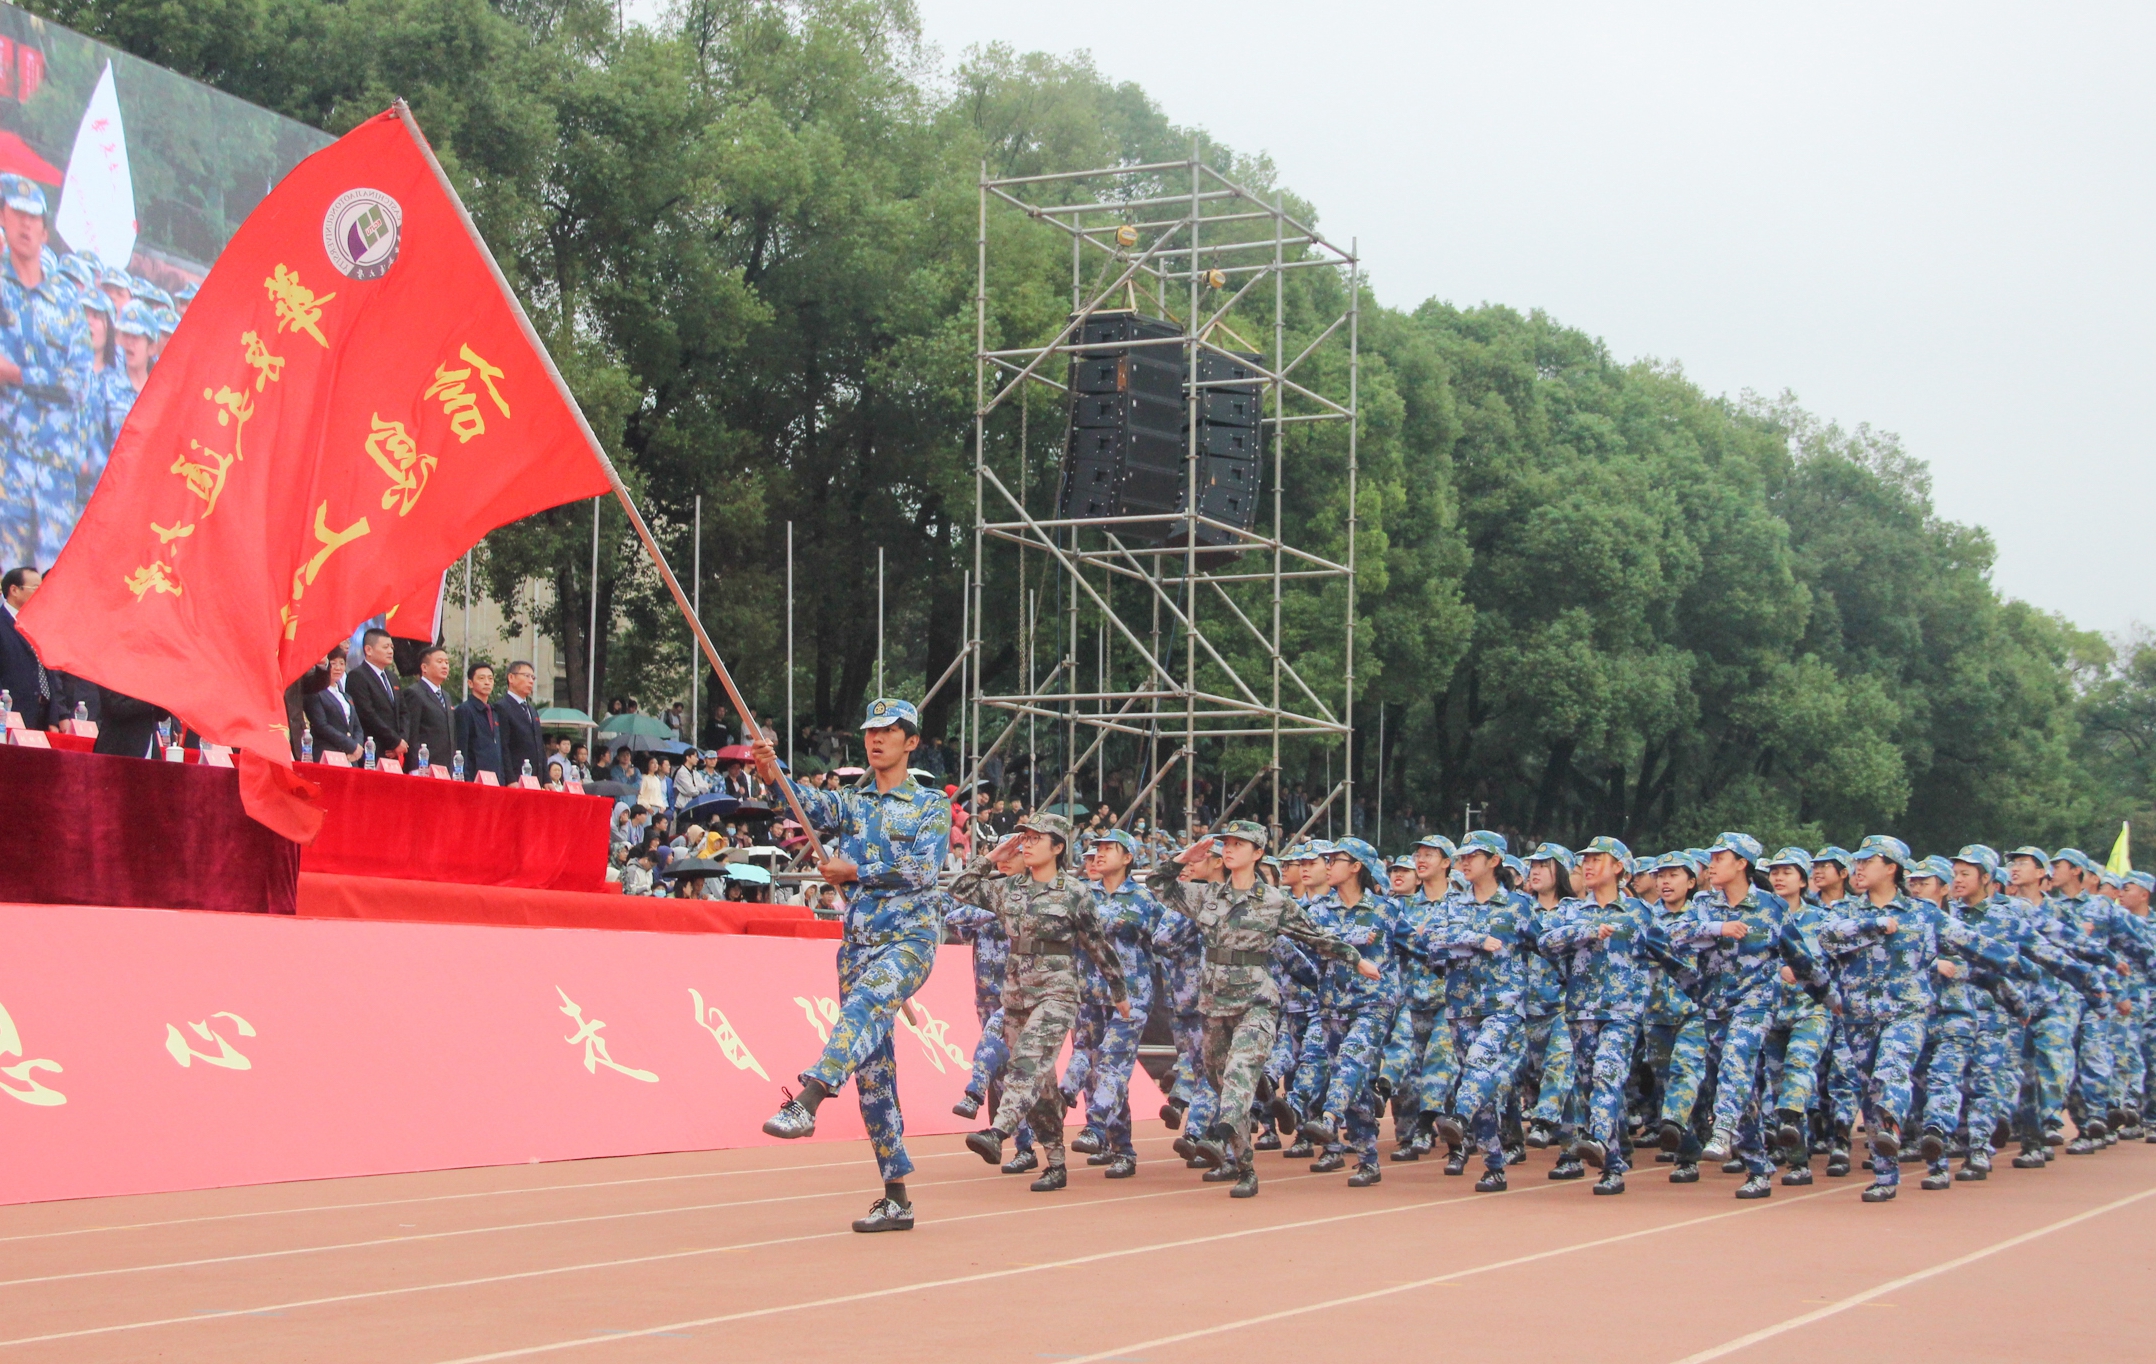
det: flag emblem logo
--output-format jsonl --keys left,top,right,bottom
{"left": 322, "top": 187, "right": 403, "bottom": 280}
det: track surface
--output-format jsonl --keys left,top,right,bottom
{"left": 4, "top": 1122, "right": 2152, "bottom": 1362}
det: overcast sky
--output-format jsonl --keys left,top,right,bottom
{"left": 893, "top": 1, "right": 2151, "bottom": 637}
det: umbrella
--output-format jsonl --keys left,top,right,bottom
{"left": 538, "top": 707, "right": 597, "bottom": 729}
{"left": 658, "top": 858, "right": 727, "bottom": 880}
{"left": 602, "top": 734, "right": 690, "bottom": 755}
{"left": 581, "top": 779, "right": 633, "bottom": 802}
{"left": 728, "top": 802, "right": 778, "bottom": 824}
{"left": 1043, "top": 801, "right": 1087, "bottom": 817}
{"left": 682, "top": 792, "right": 739, "bottom": 824}
{"left": 597, "top": 712, "right": 672, "bottom": 738}
{"left": 712, "top": 744, "right": 753, "bottom": 762}
{"left": 721, "top": 863, "right": 773, "bottom": 886}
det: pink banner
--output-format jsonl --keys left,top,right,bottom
{"left": 0, "top": 904, "right": 1164, "bottom": 1205}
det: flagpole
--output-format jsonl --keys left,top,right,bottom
{"left": 460, "top": 549, "right": 471, "bottom": 701}
{"left": 586, "top": 497, "right": 599, "bottom": 718}
{"left": 691, "top": 492, "right": 700, "bottom": 750}
{"left": 394, "top": 100, "right": 831, "bottom": 866}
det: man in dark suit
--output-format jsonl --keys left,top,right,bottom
{"left": 493, "top": 657, "right": 545, "bottom": 782}
{"left": 397, "top": 644, "right": 456, "bottom": 771}
{"left": 94, "top": 687, "right": 167, "bottom": 760}
{"left": 347, "top": 626, "right": 405, "bottom": 760}
{"left": 0, "top": 566, "right": 49, "bottom": 728}
{"left": 304, "top": 654, "right": 364, "bottom": 760}
{"left": 454, "top": 661, "right": 504, "bottom": 781}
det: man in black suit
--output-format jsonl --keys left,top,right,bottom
{"left": 397, "top": 644, "right": 456, "bottom": 772}
{"left": 0, "top": 566, "right": 49, "bottom": 728}
{"left": 454, "top": 661, "right": 504, "bottom": 781}
{"left": 493, "top": 657, "right": 545, "bottom": 783}
{"left": 304, "top": 654, "right": 364, "bottom": 760}
{"left": 347, "top": 626, "right": 405, "bottom": 760}
{"left": 94, "top": 687, "right": 168, "bottom": 760}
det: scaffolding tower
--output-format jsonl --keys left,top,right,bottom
{"left": 960, "top": 142, "right": 1362, "bottom": 840}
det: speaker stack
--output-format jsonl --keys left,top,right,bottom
{"left": 1056, "top": 310, "right": 1263, "bottom": 566}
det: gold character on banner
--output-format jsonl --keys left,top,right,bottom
{"left": 364, "top": 414, "right": 436, "bottom": 516}
{"left": 688, "top": 989, "right": 769, "bottom": 1080}
{"left": 423, "top": 346, "right": 511, "bottom": 444}
{"left": 240, "top": 329, "right": 285, "bottom": 391}
{"left": 150, "top": 521, "right": 193, "bottom": 544}
{"left": 557, "top": 988, "right": 658, "bottom": 1082}
{"left": 0, "top": 1001, "right": 64, "bottom": 1106}
{"left": 791, "top": 995, "right": 841, "bottom": 1045}
{"left": 122, "top": 561, "right": 182, "bottom": 601}
{"left": 264, "top": 264, "right": 334, "bottom": 347}
{"left": 895, "top": 999, "right": 968, "bottom": 1074}
{"left": 170, "top": 441, "right": 235, "bottom": 518}
{"left": 165, "top": 1011, "right": 255, "bottom": 1070}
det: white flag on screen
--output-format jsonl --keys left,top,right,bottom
{"left": 55, "top": 61, "right": 136, "bottom": 270}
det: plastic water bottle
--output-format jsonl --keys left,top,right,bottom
{"left": 521, "top": 758, "right": 533, "bottom": 780}
{"left": 0, "top": 689, "right": 10, "bottom": 716}
{"left": 416, "top": 743, "right": 430, "bottom": 773}
{"left": 300, "top": 722, "right": 314, "bottom": 763}
{"left": 363, "top": 735, "right": 377, "bottom": 770}
{"left": 452, "top": 749, "right": 465, "bottom": 781}
{"left": 73, "top": 701, "right": 87, "bottom": 724}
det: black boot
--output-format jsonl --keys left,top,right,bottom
{"left": 1029, "top": 1163, "right": 1068, "bottom": 1192}
{"left": 1548, "top": 1156, "right": 1586, "bottom": 1181}
{"left": 1001, "top": 1148, "right": 1038, "bottom": 1175}
{"left": 1669, "top": 1161, "right": 1700, "bottom": 1184}
{"left": 1474, "top": 1167, "right": 1509, "bottom": 1192}
{"left": 1104, "top": 1154, "right": 1137, "bottom": 1178}
{"left": 1593, "top": 1169, "right": 1626, "bottom": 1196}
{"left": 1861, "top": 1180, "right": 1897, "bottom": 1202}
{"left": 1284, "top": 1137, "right": 1314, "bottom": 1159}
{"left": 965, "top": 1128, "right": 1005, "bottom": 1165}
{"left": 1309, "top": 1150, "right": 1346, "bottom": 1173}
{"left": 1347, "top": 1162, "right": 1383, "bottom": 1187}
{"left": 1443, "top": 1149, "right": 1469, "bottom": 1176}
{"left": 1254, "top": 1130, "right": 1282, "bottom": 1151}
{"left": 1735, "top": 1173, "right": 1773, "bottom": 1199}
{"left": 1231, "top": 1164, "right": 1260, "bottom": 1198}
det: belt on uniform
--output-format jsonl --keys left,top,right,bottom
{"left": 1213, "top": 947, "right": 1272, "bottom": 967}
{"left": 1013, "top": 935, "right": 1072, "bottom": 957}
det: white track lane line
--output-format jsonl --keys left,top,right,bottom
{"left": 0, "top": 1133, "right": 1179, "bottom": 1270}
{"left": 425, "top": 1179, "right": 1584, "bottom": 1364}
{"left": 0, "top": 1163, "right": 1384, "bottom": 1350}
{"left": 0, "top": 1144, "right": 1019, "bottom": 1244}
{"left": 1054, "top": 1184, "right": 1855, "bottom": 1364}
{"left": 1665, "top": 1182, "right": 2156, "bottom": 1363}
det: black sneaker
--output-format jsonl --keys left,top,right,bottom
{"left": 1172, "top": 1135, "right": 1198, "bottom": 1162}
{"left": 2011, "top": 1147, "right": 2047, "bottom": 1168}
{"left": 1654, "top": 1151, "right": 1677, "bottom": 1163}
{"left": 1573, "top": 1138, "right": 1607, "bottom": 1169}
{"left": 1347, "top": 1163, "right": 1383, "bottom": 1187}
{"left": 1548, "top": 1157, "right": 1586, "bottom": 1181}
{"left": 1861, "top": 1181, "right": 1897, "bottom": 1202}
{"left": 1070, "top": 1128, "right": 1104, "bottom": 1156}
{"left": 1160, "top": 1099, "right": 1186, "bottom": 1129}
{"left": 1284, "top": 1138, "right": 1314, "bottom": 1159}
{"left": 1721, "top": 1158, "right": 1746, "bottom": 1175}
{"left": 1085, "top": 1150, "right": 1116, "bottom": 1166}
{"left": 1916, "top": 1127, "right": 1944, "bottom": 1162}
{"left": 1920, "top": 1170, "right": 1952, "bottom": 1191}
{"left": 1525, "top": 1118, "right": 1557, "bottom": 1149}
{"left": 1030, "top": 1164, "right": 1068, "bottom": 1192}
{"left": 1001, "top": 1149, "right": 1038, "bottom": 1175}
{"left": 1268, "top": 1094, "right": 1301, "bottom": 1136}
{"left": 1389, "top": 1145, "right": 1421, "bottom": 1162}
{"left": 1443, "top": 1150, "right": 1470, "bottom": 1176}
{"left": 951, "top": 1092, "right": 981, "bottom": 1120}
{"left": 1781, "top": 1165, "right": 1813, "bottom": 1186}
{"left": 1669, "top": 1161, "right": 1700, "bottom": 1184}
{"left": 1474, "top": 1168, "right": 1509, "bottom": 1192}
{"left": 1231, "top": 1166, "right": 1260, "bottom": 1198}
{"left": 1735, "top": 1174, "right": 1772, "bottom": 1199}
{"left": 851, "top": 1196, "right": 914, "bottom": 1232}
{"left": 1955, "top": 1152, "right": 1990, "bottom": 1181}
{"left": 762, "top": 1089, "right": 817, "bottom": 1140}
{"left": 1505, "top": 1144, "right": 1528, "bottom": 1167}
{"left": 965, "top": 1128, "right": 1005, "bottom": 1165}
{"left": 1410, "top": 1127, "right": 1436, "bottom": 1155}
{"left": 1310, "top": 1151, "right": 1346, "bottom": 1173}
{"left": 1433, "top": 1114, "right": 1468, "bottom": 1148}
{"left": 1254, "top": 1131, "right": 1282, "bottom": 1151}
{"left": 1104, "top": 1154, "right": 1137, "bottom": 1179}
{"left": 1826, "top": 1148, "right": 1852, "bottom": 1178}
{"left": 1300, "top": 1113, "right": 1338, "bottom": 1146}
{"left": 1593, "top": 1170, "right": 1626, "bottom": 1196}
{"left": 1773, "top": 1109, "right": 1805, "bottom": 1155}
{"left": 1658, "top": 1119, "right": 1687, "bottom": 1152}
{"left": 1201, "top": 1165, "right": 1239, "bottom": 1182}
{"left": 2066, "top": 1135, "right": 2099, "bottom": 1155}
{"left": 1193, "top": 1139, "right": 1228, "bottom": 1170}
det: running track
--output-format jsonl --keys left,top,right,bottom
{"left": 3, "top": 1122, "right": 2151, "bottom": 1361}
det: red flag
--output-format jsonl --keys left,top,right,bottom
{"left": 20, "top": 107, "right": 612, "bottom": 836}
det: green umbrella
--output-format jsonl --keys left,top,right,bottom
{"left": 597, "top": 712, "right": 671, "bottom": 738}
{"left": 538, "top": 707, "right": 596, "bottom": 728}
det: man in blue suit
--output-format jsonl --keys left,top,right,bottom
{"left": 455, "top": 661, "right": 504, "bottom": 781}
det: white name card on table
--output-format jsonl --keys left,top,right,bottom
{"left": 164, "top": 744, "right": 185, "bottom": 762}
{"left": 8, "top": 728, "right": 49, "bottom": 748}
{"left": 378, "top": 758, "right": 402, "bottom": 775}
{"left": 517, "top": 775, "right": 542, "bottom": 790}
{"left": 3, "top": 711, "right": 22, "bottom": 731}
{"left": 427, "top": 766, "right": 453, "bottom": 780}
{"left": 477, "top": 770, "right": 500, "bottom": 786}
{"left": 58, "top": 718, "right": 98, "bottom": 739}
{"left": 202, "top": 746, "right": 235, "bottom": 768}
{"left": 322, "top": 749, "right": 351, "bottom": 767}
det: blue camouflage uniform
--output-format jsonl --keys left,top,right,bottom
{"left": 1633, "top": 853, "right": 1705, "bottom": 1144}
{"left": 1305, "top": 839, "right": 1404, "bottom": 1173}
{"left": 1920, "top": 847, "right": 2037, "bottom": 1178}
{"left": 1078, "top": 832, "right": 1162, "bottom": 1159}
{"left": 1536, "top": 836, "right": 1672, "bottom": 1180}
{"left": 1380, "top": 838, "right": 1460, "bottom": 1150}
{"left": 774, "top": 700, "right": 949, "bottom": 1183}
{"left": 1757, "top": 849, "right": 1834, "bottom": 1177}
{"left": 0, "top": 177, "right": 93, "bottom": 569}
{"left": 1416, "top": 832, "right": 1530, "bottom": 1178}
{"left": 945, "top": 897, "right": 1011, "bottom": 1107}
{"left": 1153, "top": 871, "right": 1215, "bottom": 1131}
{"left": 1518, "top": 844, "right": 1577, "bottom": 1142}
{"left": 1663, "top": 833, "right": 1785, "bottom": 1182}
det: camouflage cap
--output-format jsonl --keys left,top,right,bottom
{"left": 1459, "top": 830, "right": 1509, "bottom": 858}
{"left": 1852, "top": 834, "right": 1912, "bottom": 869}
{"left": 2004, "top": 845, "right": 2051, "bottom": 867}
{"left": 0, "top": 173, "right": 45, "bottom": 215}
{"left": 1332, "top": 836, "right": 1388, "bottom": 886}
{"left": 1952, "top": 844, "right": 2002, "bottom": 878}
{"left": 2053, "top": 848, "right": 2097, "bottom": 875}
{"left": 1282, "top": 841, "right": 1322, "bottom": 864}
{"left": 1911, "top": 854, "right": 1954, "bottom": 884}
{"left": 1089, "top": 828, "right": 1140, "bottom": 858}
{"left": 1764, "top": 845, "right": 1814, "bottom": 878}
{"left": 2128, "top": 871, "right": 2155, "bottom": 893}
{"left": 1812, "top": 845, "right": 1853, "bottom": 871}
{"left": 1016, "top": 811, "right": 1074, "bottom": 845}
{"left": 1415, "top": 833, "right": 1458, "bottom": 857}
{"left": 1658, "top": 850, "right": 1703, "bottom": 876}
{"left": 1390, "top": 855, "right": 1417, "bottom": 871}
{"left": 1501, "top": 853, "right": 1528, "bottom": 881}
{"left": 861, "top": 697, "right": 918, "bottom": 731}
{"left": 1216, "top": 818, "right": 1269, "bottom": 850}
{"left": 1578, "top": 835, "right": 1632, "bottom": 864}
{"left": 1707, "top": 831, "right": 1765, "bottom": 864}
{"left": 114, "top": 301, "right": 156, "bottom": 338}
{"left": 1528, "top": 841, "right": 1576, "bottom": 872}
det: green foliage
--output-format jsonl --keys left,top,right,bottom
{"left": 38, "top": 0, "right": 2149, "bottom": 855}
